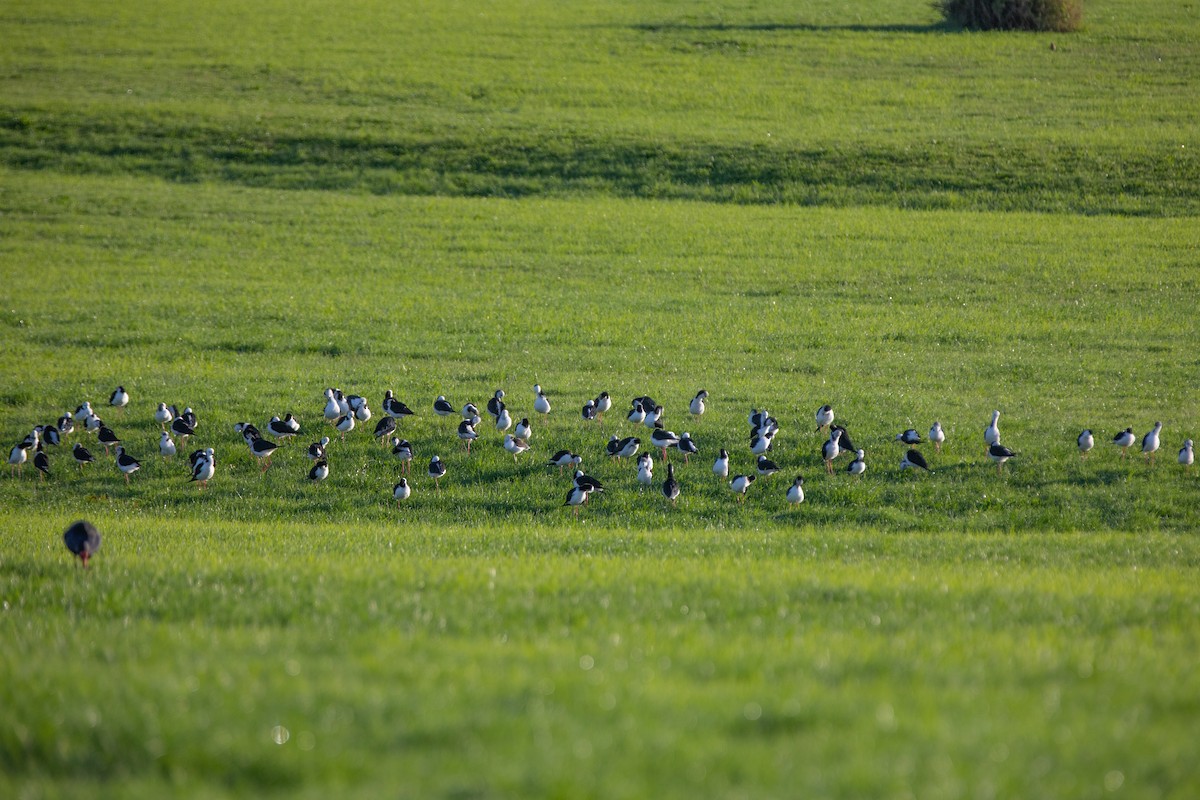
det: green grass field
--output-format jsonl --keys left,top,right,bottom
{"left": 2, "top": 0, "right": 1199, "bottom": 797}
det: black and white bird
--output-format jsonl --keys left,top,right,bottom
{"left": 748, "top": 408, "right": 770, "bottom": 430}
{"left": 821, "top": 430, "right": 840, "bottom": 474}
{"left": 72, "top": 442, "right": 96, "bottom": 470}
{"left": 159, "top": 431, "right": 177, "bottom": 460}
{"left": 1142, "top": 422, "right": 1162, "bottom": 463}
{"left": 786, "top": 475, "right": 805, "bottom": 505}
{"left": 636, "top": 453, "right": 654, "bottom": 487}
{"left": 323, "top": 389, "right": 343, "bottom": 424}
{"left": 594, "top": 392, "right": 612, "bottom": 422}
{"left": 750, "top": 428, "right": 776, "bottom": 456}
{"left": 351, "top": 398, "right": 372, "bottom": 423}
{"left": 109, "top": 386, "right": 129, "bottom": 411}
{"left": 97, "top": 426, "right": 121, "bottom": 456}
{"left": 689, "top": 390, "right": 707, "bottom": 417}
{"left": 457, "top": 420, "right": 479, "bottom": 453}
{"left": 373, "top": 416, "right": 397, "bottom": 443}
{"left": 626, "top": 401, "right": 646, "bottom": 427}
{"left": 677, "top": 432, "right": 698, "bottom": 464}
{"left": 730, "top": 474, "right": 755, "bottom": 501}
{"left": 234, "top": 422, "right": 261, "bottom": 445}
{"left": 155, "top": 402, "right": 174, "bottom": 430}
{"left": 496, "top": 406, "right": 513, "bottom": 432}
{"left": 393, "top": 478, "right": 411, "bottom": 506}
{"left": 900, "top": 449, "right": 931, "bottom": 473}
{"left": 189, "top": 448, "right": 216, "bottom": 489}
{"left": 650, "top": 428, "right": 680, "bottom": 460}
{"left": 533, "top": 384, "right": 551, "bottom": 416}
{"left": 984, "top": 410, "right": 1001, "bottom": 447}
{"left": 73, "top": 401, "right": 94, "bottom": 423}
{"left": 40, "top": 424, "right": 61, "bottom": 449}
{"left": 433, "top": 395, "right": 455, "bottom": 417}
{"left": 929, "top": 422, "right": 945, "bottom": 453}
{"left": 847, "top": 449, "right": 867, "bottom": 477}
{"left": 486, "top": 390, "right": 506, "bottom": 421}
{"left": 334, "top": 411, "right": 355, "bottom": 441}
{"left": 548, "top": 450, "right": 581, "bottom": 474}
{"left": 896, "top": 429, "right": 923, "bottom": 445}
{"left": 988, "top": 442, "right": 1017, "bottom": 472}
{"left": 33, "top": 446, "right": 50, "bottom": 480}
{"left": 391, "top": 438, "right": 413, "bottom": 473}
{"left": 179, "top": 407, "right": 198, "bottom": 431}
{"left": 84, "top": 413, "right": 103, "bottom": 434}
{"left": 170, "top": 416, "right": 195, "bottom": 445}
{"left": 308, "top": 459, "right": 329, "bottom": 482}
{"left": 57, "top": 414, "right": 75, "bottom": 438}
{"left": 248, "top": 436, "right": 279, "bottom": 471}
{"left": 462, "top": 402, "right": 480, "bottom": 422}
{"left": 581, "top": 400, "right": 597, "bottom": 422}
{"left": 756, "top": 454, "right": 780, "bottom": 478}
{"left": 1179, "top": 439, "right": 1194, "bottom": 468}
{"left": 611, "top": 436, "right": 640, "bottom": 460}
{"left": 268, "top": 415, "right": 298, "bottom": 442}
{"left": 643, "top": 404, "right": 663, "bottom": 429}
{"left": 573, "top": 469, "right": 604, "bottom": 499}
{"left": 115, "top": 445, "right": 141, "bottom": 484}
{"left": 713, "top": 448, "right": 729, "bottom": 479}
{"left": 1112, "top": 427, "right": 1136, "bottom": 458}
{"left": 514, "top": 418, "right": 532, "bottom": 441}
{"left": 633, "top": 396, "right": 660, "bottom": 417}
{"left": 63, "top": 520, "right": 101, "bottom": 568}
{"left": 428, "top": 455, "right": 446, "bottom": 489}
{"left": 503, "top": 434, "right": 530, "bottom": 461}
{"left": 815, "top": 404, "right": 835, "bottom": 432}
{"left": 563, "top": 484, "right": 589, "bottom": 517}
{"left": 662, "top": 463, "right": 680, "bottom": 505}
{"left": 383, "top": 391, "right": 415, "bottom": 420}
{"left": 832, "top": 425, "right": 857, "bottom": 454}
{"left": 1077, "top": 429, "right": 1094, "bottom": 459}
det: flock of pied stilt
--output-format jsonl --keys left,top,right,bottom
{"left": 7, "top": 387, "right": 1193, "bottom": 524}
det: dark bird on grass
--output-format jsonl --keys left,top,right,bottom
{"left": 72, "top": 443, "right": 96, "bottom": 470}
{"left": 832, "top": 425, "right": 857, "bottom": 454}
{"left": 1077, "top": 429, "right": 1094, "bottom": 459}
{"left": 33, "top": 446, "right": 50, "bottom": 480}
{"left": 115, "top": 446, "right": 141, "bottom": 483}
{"left": 428, "top": 455, "right": 446, "bottom": 489}
{"left": 756, "top": 454, "right": 780, "bottom": 478}
{"left": 548, "top": 450, "right": 581, "bottom": 474}
{"left": 170, "top": 416, "right": 195, "bottom": 445}
{"left": 234, "top": 422, "right": 260, "bottom": 445}
{"left": 308, "top": 459, "right": 329, "bottom": 482}
{"left": 1112, "top": 427, "right": 1135, "bottom": 458}
{"left": 730, "top": 474, "right": 755, "bottom": 501}
{"left": 786, "top": 475, "right": 805, "bottom": 505}
{"left": 393, "top": 478, "right": 411, "bottom": 506}
{"left": 486, "top": 389, "right": 506, "bottom": 421}
{"left": 373, "top": 416, "right": 397, "bottom": 443}
{"left": 267, "top": 415, "right": 298, "bottom": 442}
{"left": 57, "top": 414, "right": 75, "bottom": 437}
{"left": 662, "top": 463, "right": 680, "bottom": 505}
{"left": 895, "top": 429, "right": 923, "bottom": 445}
{"left": 988, "top": 442, "right": 1016, "bottom": 473}
{"left": 97, "top": 425, "right": 121, "bottom": 456}
{"left": 179, "top": 407, "right": 198, "bottom": 431}
{"left": 582, "top": 399, "right": 597, "bottom": 422}
{"left": 63, "top": 520, "right": 101, "bottom": 568}
{"left": 900, "top": 449, "right": 931, "bottom": 473}
{"left": 383, "top": 390, "right": 415, "bottom": 420}
{"left": 40, "top": 424, "right": 61, "bottom": 449}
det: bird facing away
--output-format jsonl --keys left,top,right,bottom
{"left": 730, "top": 474, "right": 755, "bottom": 501}
{"left": 689, "top": 390, "right": 708, "bottom": 417}
{"left": 563, "top": 484, "right": 589, "bottom": 517}
{"left": 756, "top": 454, "right": 780, "bottom": 478}
{"left": 929, "top": 422, "right": 945, "bottom": 453}
{"left": 433, "top": 396, "right": 455, "bottom": 417}
{"left": 662, "top": 463, "right": 680, "bottom": 505}
{"left": 63, "top": 520, "right": 101, "bottom": 567}
{"left": 72, "top": 443, "right": 96, "bottom": 470}
{"left": 677, "top": 432, "right": 698, "bottom": 464}
{"left": 786, "top": 475, "right": 805, "bottom": 505}
{"left": 984, "top": 410, "right": 1001, "bottom": 447}
{"left": 533, "top": 384, "right": 551, "bottom": 415}
{"left": 713, "top": 448, "right": 729, "bottom": 479}
{"left": 1142, "top": 422, "right": 1162, "bottom": 463}
{"left": 1112, "top": 428, "right": 1135, "bottom": 458}
{"left": 896, "top": 429, "right": 922, "bottom": 445}
{"left": 1077, "top": 429, "right": 1094, "bottom": 459}
{"left": 503, "top": 434, "right": 530, "bottom": 461}
{"left": 988, "top": 442, "right": 1017, "bottom": 473}
{"left": 847, "top": 449, "right": 866, "bottom": 478}
{"left": 115, "top": 446, "right": 141, "bottom": 484}
{"left": 900, "top": 449, "right": 931, "bottom": 473}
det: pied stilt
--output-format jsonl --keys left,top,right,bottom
{"left": 988, "top": 442, "right": 1016, "bottom": 473}
{"left": 267, "top": 415, "right": 297, "bottom": 442}
{"left": 115, "top": 446, "right": 141, "bottom": 484}
{"left": 662, "top": 463, "right": 680, "bottom": 505}
{"left": 929, "top": 422, "right": 945, "bottom": 453}
{"left": 900, "top": 449, "right": 931, "bottom": 473}
{"left": 384, "top": 390, "right": 415, "bottom": 420}
{"left": 170, "top": 416, "right": 195, "bottom": 446}
{"left": 626, "top": 402, "right": 646, "bottom": 427}
{"left": 548, "top": 450, "right": 581, "bottom": 475}
{"left": 533, "top": 384, "right": 551, "bottom": 416}
{"left": 756, "top": 454, "right": 780, "bottom": 478}
{"left": 503, "top": 434, "right": 530, "bottom": 461}
{"left": 248, "top": 436, "right": 279, "bottom": 471}
{"left": 612, "top": 436, "right": 639, "bottom": 460}
{"left": 847, "top": 449, "right": 866, "bottom": 477}
{"left": 486, "top": 390, "right": 506, "bottom": 421}
{"left": 786, "top": 475, "right": 805, "bottom": 505}
{"left": 374, "top": 416, "right": 397, "bottom": 443}
{"left": 821, "top": 430, "right": 840, "bottom": 474}
{"left": 73, "top": 401, "right": 94, "bottom": 423}
{"left": 392, "top": 438, "right": 413, "bottom": 473}
{"left": 815, "top": 405, "right": 834, "bottom": 432}
{"left": 689, "top": 390, "right": 707, "bottom": 417}
{"left": 514, "top": 418, "right": 532, "bottom": 441}
{"left": 72, "top": 443, "right": 96, "bottom": 470}
{"left": 650, "top": 428, "right": 679, "bottom": 460}
{"left": 393, "top": 478, "right": 411, "bottom": 507}
{"left": 155, "top": 403, "right": 173, "bottom": 430}
{"left": 109, "top": 386, "right": 129, "bottom": 411}
{"left": 458, "top": 420, "right": 479, "bottom": 453}
{"left": 713, "top": 448, "right": 729, "bottom": 479}
{"left": 1077, "top": 429, "right": 1094, "bottom": 459}
{"left": 896, "top": 429, "right": 922, "bottom": 445}
{"left": 643, "top": 404, "right": 663, "bottom": 429}
{"left": 97, "top": 426, "right": 121, "bottom": 456}
{"left": 190, "top": 448, "right": 215, "bottom": 489}
{"left": 159, "top": 431, "right": 176, "bottom": 460}
{"left": 594, "top": 391, "right": 612, "bottom": 422}
{"left": 334, "top": 412, "right": 355, "bottom": 441}
{"left": 730, "top": 474, "right": 755, "bottom": 502}
{"left": 428, "top": 455, "right": 446, "bottom": 489}
{"left": 582, "top": 400, "right": 597, "bottom": 422}
{"left": 433, "top": 395, "right": 455, "bottom": 417}
{"left": 1179, "top": 439, "right": 1194, "bottom": 468}
{"left": 636, "top": 453, "right": 654, "bottom": 487}
{"left": 323, "top": 389, "right": 342, "bottom": 424}
{"left": 308, "top": 459, "right": 329, "bottom": 482}
{"left": 984, "top": 410, "right": 1001, "bottom": 447}
{"left": 1112, "top": 427, "right": 1135, "bottom": 458}
{"left": 1142, "top": 422, "right": 1162, "bottom": 463}
{"left": 33, "top": 446, "right": 49, "bottom": 480}
{"left": 563, "top": 484, "right": 589, "bottom": 517}
{"left": 750, "top": 429, "right": 775, "bottom": 455}
{"left": 678, "top": 432, "right": 698, "bottom": 464}
{"left": 496, "top": 407, "right": 513, "bottom": 432}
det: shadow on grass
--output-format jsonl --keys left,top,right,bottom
{"left": 630, "top": 21, "right": 957, "bottom": 35}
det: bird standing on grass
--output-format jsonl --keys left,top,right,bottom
{"left": 33, "top": 446, "right": 50, "bottom": 480}
{"left": 159, "top": 431, "right": 177, "bottom": 460}
{"left": 248, "top": 436, "right": 279, "bottom": 471}
{"left": 334, "top": 411, "right": 355, "bottom": 441}
{"left": 428, "top": 455, "right": 446, "bottom": 489}
{"left": 308, "top": 436, "right": 330, "bottom": 461}
{"left": 486, "top": 390, "right": 506, "bottom": 421}
{"left": 1077, "top": 429, "right": 1094, "bottom": 459}
{"left": 988, "top": 442, "right": 1017, "bottom": 473}
{"left": 730, "top": 474, "right": 755, "bottom": 501}
{"left": 392, "top": 438, "right": 413, "bottom": 473}
{"left": 662, "top": 463, "right": 680, "bottom": 505}
{"left": 1142, "top": 422, "right": 1162, "bottom": 463}
{"left": 896, "top": 429, "right": 922, "bottom": 445}
{"left": 929, "top": 422, "right": 945, "bottom": 453}
{"left": 393, "top": 478, "right": 411, "bottom": 507}
{"left": 115, "top": 446, "right": 141, "bottom": 484}
{"left": 756, "top": 454, "right": 779, "bottom": 479}
{"left": 503, "top": 434, "right": 529, "bottom": 462}
{"left": 678, "top": 432, "right": 698, "bottom": 464}
{"left": 308, "top": 459, "right": 329, "bottom": 482}
{"left": 636, "top": 453, "right": 654, "bottom": 487}
{"left": 109, "top": 386, "right": 129, "bottom": 412}
{"left": 900, "top": 449, "right": 931, "bottom": 473}
{"left": 72, "top": 443, "right": 96, "bottom": 470}
{"left": 63, "top": 520, "right": 101, "bottom": 568}
{"left": 458, "top": 420, "right": 479, "bottom": 453}
{"left": 433, "top": 396, "right": 455, "bottom": 417}
{"left": 1112, "top": 427, "right": 1135, "bottom": 458}
{"left": 611, "top": 436, "right": 639, "bottom": 460}
{"left": 563, "top": 484, "right": 589, "bottom": 517}
{"left": 514, "top": 418, "right": 532, "bottom": 441}
{"left": 984, "top": 410, "right": 1001, "bottom": 447}
{"left": 496, "top": 406, "right": 513, "bottom": 432}
{"left": 815, "top": 405, "right": 834, "bottom": 433}
{"left": 713, "top": 448, "right": 729, "bottom": 480}
{"left": 533, "top": 384, "right": 551, "bottom": 416}
{"left": 786, "top": 475, "right": 805, "bottom": 505}
{"left": 821, "top": 430, "right": 840, "bottom": 474}
{"left": 594, "top": 392, "right": 612, "bottom": 423}
{"left": 384, "top": 390, "right": 415, "bottom": 420}
{"left": 1179, "top": 439, "right": 1194, "bottom": 468}
{"left": 689, "top": 390, "right": 708, "bottom": 418}
{"left": 374, "top": 416, "right": 397, "bottom": 443}
{"left": 847, "top": 449, "right": 866, "bottom": 478}
{"left": 190, "top": 448, "right": 215, "bottom": 489}
{"left": 548, "top": 450, "right": 581, "bottom": 475}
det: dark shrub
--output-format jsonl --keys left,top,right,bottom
{"left": 937, "top": 0, "right": 1082, "bottom": 31}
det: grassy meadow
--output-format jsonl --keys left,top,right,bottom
{"left": 2, "top": 0, "right": 1199, "bottom": 797}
